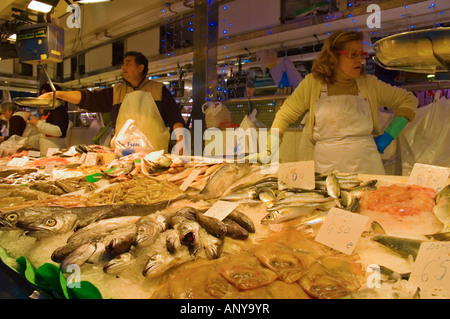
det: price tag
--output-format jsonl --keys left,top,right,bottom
{"left": 204, "top": 200, "right": 239, "bottom": 221}
{"left": 179, "top": 168, "right": 202, "bottom": 191}
{"left": 28, "top": 150, "right": 41, "bottom": 158}
{"left": 278, "top": 161, "right": 315, "bottom": 189}
{"left": 408, "top": 163, "right": 450, "bottom": 191}
{"left": 79, "top": 153, "right": 87, "bottom": 164}
{"left": 7, "top": 157, "right": 29, "bottom": 167}
{"left": 409, "top": 242, "right": 450, "bottom": 298}
{"left": 315, "top": 207, "right": 370, "bottom": 255}
{"left": 44, "top": 162, "right": 55, "bottom": 176}
{"left": 83, "top": 152, "right": 98, "bottom": 166}
{"left": 46, "top": 148, "right": 59, "bottom": 157}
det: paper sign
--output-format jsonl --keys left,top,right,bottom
{"left": 179, "top": 168, "right": 202, "bottom": 191}
{"left": 204, "top": 200, "right": 239, "bottom": 221}
{"left": 409, "top": 242, "right": 450, "bottom": 298}
{"left": 315, "top": 207, "right": 370, "bottom": 255}
{"left": 83, "top": 152, "right": 98, "bottom": 166}
{"left": 408, "top": 163, "right": 450, "bottom": 191}
{"left": 7, "top": 157, "right": 29, "bottom": 167}
{"left": 28, "top": 150, "right": 41, "bottom": 158}
{"left": 79, "top": 153, "right": 87, "bottom": 164}
{"left": 46, "top": 148, "right": 59, "bottom": 157}
{"left": 278, "top": 161, "right": 315, "bottom": 189}
{"left": 44, "top": 163, "right": 55, "bottom": 176}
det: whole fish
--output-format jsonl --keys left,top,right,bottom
{"left": 200, "top": 163, "right": 252, "bottom": 199}
{"left": 165, "top": 229, "right": 182, "bottom": 253}
{"left": 0, "top": 202, "right": 172, "bottom": 237}
{"left": 326, "top": 174, "right": 340, "bottom": 199}
{"left": 339, "top": 190, "right": 359, "bottom": 212}
{"left": 103, "top": 252, "right": 133, "bottom": 275}
{"left": 432, "top": 198, "right": 450, "bottom": 232}
{"left": 257, "top": 187, "right": 277, "bottom": 208}
{"left": 223, "top": 218, "right": 249, "bottom": 240}
{"left": 261, "top": 202, "right": 335, "bottom": 224}
{"left": 349, "top": 180, "right": 378, "bottom": 198}
{"left": 436, "top": 184, "right": 450, "bottom": 203}
{"left": 135, "top": 214, "right": 169, "bottom": 246}
{"left": 199, "top": 227, "right": 224, "bottom": 259}
{"left": 226, "top": 210, "right": 255, "bottom": 233}
{"left": 372, "top": 234, "right": 424, "bottom": 260}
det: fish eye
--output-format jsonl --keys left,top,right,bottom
{"left": 6, "top": 213, "right": 18, "bottom": 221}
{"left": 45, "top": 218, "right": 57, "bottom": 227}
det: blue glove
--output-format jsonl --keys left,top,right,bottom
{"left": 374, "top": 132, "right": 394, "bottom": 154}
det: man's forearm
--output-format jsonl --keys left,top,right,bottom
{"left": 53, "top": 91, "right": 82, "bottom": 105}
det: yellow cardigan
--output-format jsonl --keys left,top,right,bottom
{"left": 272, "top": 73, "right": 418, "bottom": 141}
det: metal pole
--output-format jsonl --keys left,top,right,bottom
{"left": 191, "top": 0, "right": 218, "bottom": 157}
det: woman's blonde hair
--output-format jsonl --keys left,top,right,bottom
{"left": 311, "top": 31, "right": 363, "bottom": 84}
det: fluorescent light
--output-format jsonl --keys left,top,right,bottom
{"left": 427, "top": 74, "right": 435, "bottom": 78}
{"left": 28, "top": 0, "right": 54, "bottom": 13}
{"left": 74, "top": 0, "right": 112, "bottom": 3}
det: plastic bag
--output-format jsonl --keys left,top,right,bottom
{"left": 114, "top": 119, "right": 154, "bottom": 157}
{"left": 202, "top": 101, "right": 231, "bottom": 128}
{"left": 0, "top": 135, "right": 27, "bottom": 157}
{"left": 399, "top": 94, "right": 450, "bottom": 175}
{"left": 112, "top": 91, "right": 170, "bottom": 153}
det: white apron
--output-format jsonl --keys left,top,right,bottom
{"left": 313, "top": 85, "right": 385, "bottom": 175}
{"left": 111, "top": 91, "right": 170, "bottom": 153}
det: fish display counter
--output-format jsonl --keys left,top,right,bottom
{"left": 0, "top": 146, "right": 449, "bottom": 299}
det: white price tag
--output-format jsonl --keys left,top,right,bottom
{"left": 7, "top": 156, "right": 29, "bottom": 167}
{"left": 84, "top": 152, "right": 98, "bottom": 166}
{"left": 46, "top": 148, "right": 59, "bottom": 157}
{"left": 408, "top": 163, "right": 449, "bottom": 191}
{"left": 315, "top": 207, "right": 370, "bottom": 255}
{"left": 278, "top": 161, "right": 315, "bottom": 189}
{"left": 409, "top": 242, "right": 450, "bottom": 298}
{"left": 28, "top": 150, "right": 41, "bottom": 158}
{"left": 179, "top": 168, "right": 202, "bottom": 191}
{"left": 204, "top": 201, "right": 239, "bottom": 221}
{"left": 79, "top": 153, "right": 87, "bottom": 164}
{"left": 44, "top": 162, "right": 55, "bottom": 176}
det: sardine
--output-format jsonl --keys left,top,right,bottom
{"left": 261, "top": 202, "right": 334, "bottom": 225}
{"left": 372, "top": 235, "right": 424, "bottom": 260}
{"left": 326, "top": 174, "right": 340, "bottom": 199}
{"left": 257, "top": 187, "right": 277, "bottom": 208}
{"left": 339, "top": 190, "right": 359, "bottom": 212}
{"left": 349, "top": 180, "right": 378, "bottom": 198}
{"left": 436, "top": 184, "right": 450, "bottom": 203}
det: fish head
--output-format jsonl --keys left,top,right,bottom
{"left": 16, "top": 212, "right": 79, "bottom": 237}
{"left": 0, "top": 211, "right": 21, "bottom": 229}
{"left": 260, "top": 211, "right": 279, "bottom": 225}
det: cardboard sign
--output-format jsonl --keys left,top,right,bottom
{"left": 83, "top": 152, "right": 98, "bottom": 166}
{"left": 315, "top": 207, "right": 370, "bottom": 255}
{"left": 408, "top": 163, "right": 449, "bottom": 192}
{"left": 409, "top": 242, "right": 450, "bottom": 298}
{"left": 179, "top": 168, "right": 202, "bottom": 191}
{"left": 43, "top": 163, "right": 55, "bottom": 176}
{"left": 204, "top": 201, "right": 239, "bottom": 221}
{"left": 28, "top": 150, "right": 41, "bottom": 158}
{"left": 278, "top": 161, "right": 315, "bottom": 190}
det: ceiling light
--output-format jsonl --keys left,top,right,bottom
{"left": 27, "top": 0, "right": 60, "bottom": 13}
{"left": 7, "top": 34, "right": 17, "bottom": 42}
{"left": 74, "top": 0, "right": 112, "bottom": 3}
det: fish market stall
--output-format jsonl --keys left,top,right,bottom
{"left": 0, "top": 146, "right": 449, "bottom": 299}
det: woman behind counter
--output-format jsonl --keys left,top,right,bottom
{"left": 27, "top": 83, "right": 70, "bottom": 154}
{"left": 266, "top": 31, "right": 418, "bottom": 175}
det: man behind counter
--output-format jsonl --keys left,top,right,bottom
{"left": 38, "top": 51, "right": 186, "bottom": 153}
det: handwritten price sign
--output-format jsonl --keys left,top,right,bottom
{"left": 278, "top": 161, "right": 315, "bottom": 190}
{"left": 409, "top": 242, "right": 450, "bottom": 298}
{"left": 315, "top": 207, "right": 370, "bottom": 255}
{"left": 408, "top": 163, "right": 449, "bottom": 191}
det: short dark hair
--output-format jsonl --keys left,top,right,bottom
{"left": 40, "top": 83, "right": 62, "bottom": 94}
{"left": 124, "top": 51, "right": 149, "bottom": 77}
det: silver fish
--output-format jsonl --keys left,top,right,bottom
{"left": 60, "top": 243, "right": 97, "bottom": 272}
{"left": 135, "top": 214, "right": 169, "bottom": 246}
{"left": 257, "top": 187, "right": 277, "bottom": 208}
{"left": 372, "top": 235, "right": 424, "bottom": 260}
{"left": 103, "top": 252, "right": 134, "bottom": 275}
{"left": 432, "top": 198, "right": 450, "bottom": 232}
{"left": 326, "top": 174, "right": 340, "bottom": 199}
{"left": 349, "top": 180, "right": 378, "bottom": 198}
{"left": 436, "top": 184, "right": 450, "bottom": 203}
{"left": 261, "top": 202, "right": 334, "bottom": 225}
{"left": 165, "top": 229, "right": 181, "bottom": 253}
{"left": 142, "top": 251, "right": 185, "bottom": 278}
{"left": 200, "top": 163, "right": 252, "bottom": 199}
{"left": 339, "top": 190, "right": 359, "bottom": 212}
{"left": 177, "top": 219, "right": 201, "bottom": 246}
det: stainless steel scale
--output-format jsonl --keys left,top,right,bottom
{"left": 13, "top": 22, "right": 65, "bottom": 110}
{"left": 373, "top": 27, "right": 450, "bottom": 74}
